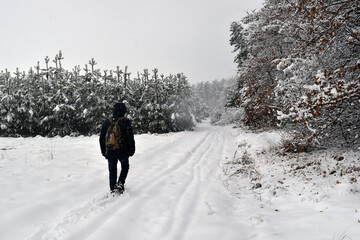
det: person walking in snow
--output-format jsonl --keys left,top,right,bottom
{"left": 99, "top": 102, "right": 135, "bottom": 193}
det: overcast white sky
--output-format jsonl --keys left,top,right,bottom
{"left": 0, "top": 0, "right": 263, "bottom": 83}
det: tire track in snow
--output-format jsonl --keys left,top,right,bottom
{"left": 161, "top": 129, "right": 219, "bottom": 240}
{"left": 169, "top": 127, "right": 236, "bottom": 240}
{"left": 178, "top": 129, "right": 226, "bottom": 240}
{"left": 131, "top": 130, "right": 212, "bottom": 193}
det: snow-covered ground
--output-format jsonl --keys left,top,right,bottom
{"left": 0, "top": 121, "right": 359, "bottom": 240}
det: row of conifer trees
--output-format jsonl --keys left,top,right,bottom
{"left": 0, "top": 51, "right": 208, "bottom": 137}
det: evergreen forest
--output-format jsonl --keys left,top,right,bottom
{"left": 0, "top": 51, "right": 208, "bottom": 137}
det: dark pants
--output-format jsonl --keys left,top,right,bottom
{"left": 107, "top": 157, "right": 129, "bottom": 190}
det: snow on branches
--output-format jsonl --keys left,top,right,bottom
{"left": 0, "top": 52, "right": 206, "bottom": 137}
{"left": 230, "top": 0, "right": 359, "bottom": 149}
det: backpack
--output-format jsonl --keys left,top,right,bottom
{"left": 105, "top": 116, "right": 125, "bottom": 154}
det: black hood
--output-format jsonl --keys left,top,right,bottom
{"left": 112, "top": 102, "right": 127, "bottom": 117}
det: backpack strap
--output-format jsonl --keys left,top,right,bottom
{"left": 108, "top": 116, "right": 125, "bottom": 125}
{"left": 116, "top": 117, "right": 125, "bottom": 124}
{"left": 108, "top": 116, "right": 115, "bottom": 124}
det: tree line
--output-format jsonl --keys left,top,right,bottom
{"left": 192, "top": 77, "right": 241, "bottom": 125}
{"left": 229, "top": 0, "right": 359, "bottom": 150}
{"left": 0, "top": 51, "right": 207, "bottom": 137}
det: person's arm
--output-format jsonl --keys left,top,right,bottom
{"left": 126, "top": 120, "right": 135, "bottom": 157}
{"left": 99, "top": 119, "right": 109, "bottom": 157}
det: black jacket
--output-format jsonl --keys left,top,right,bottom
{"left": 99, "top": 115, "right": 135, "bottom": 159}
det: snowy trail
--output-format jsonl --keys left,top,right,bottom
{"left": 61, "top": 122, "right": 241, "bottom": 240}
{"left": 0, "top": 121, "right": 244, "bottom": 240}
